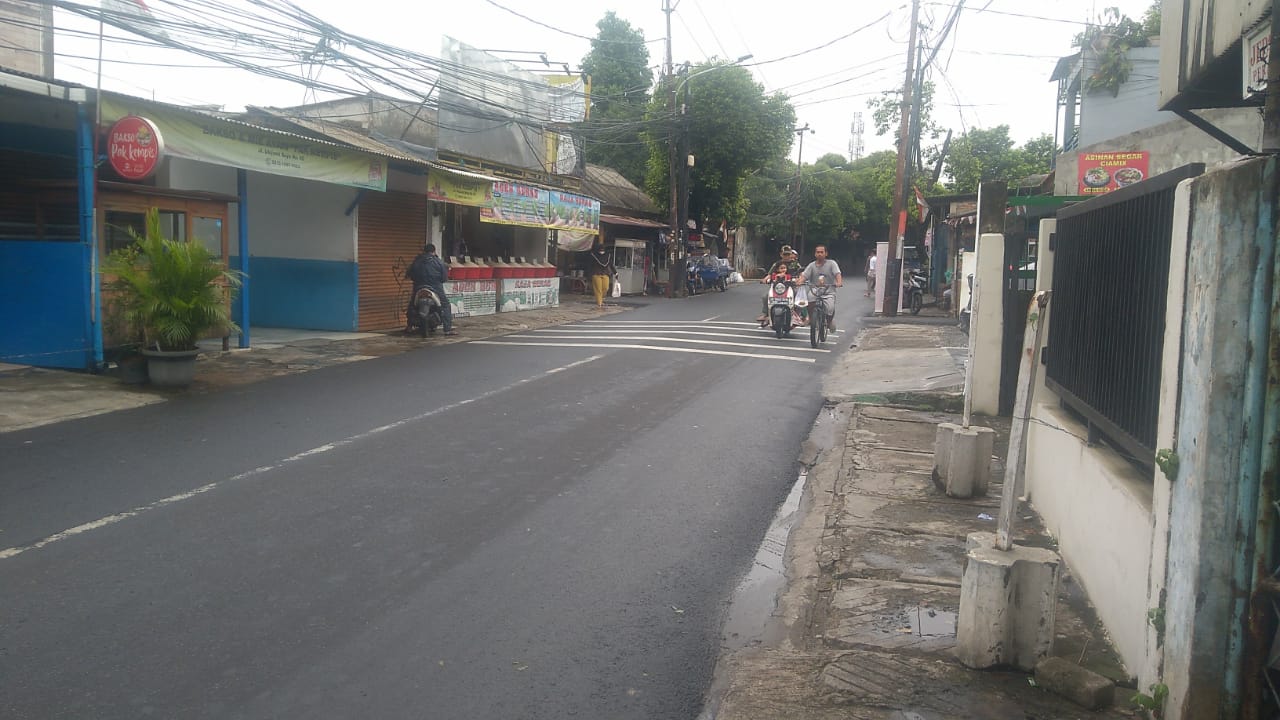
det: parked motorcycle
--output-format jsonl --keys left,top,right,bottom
{"left": 766, "top": 272, "right": 800, "bottom": 339}
{"left": 903, "top": 267, "right": 927, "bottom": 315}
{"left": 407, "top": 285, "right": 445, "bottom": 337}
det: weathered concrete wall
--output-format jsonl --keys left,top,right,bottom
{"left": 1055, "top": 107, "right": 1261, "bottom": 195}
{"left": 1163, "top": 156, "right": 1276, "bottom": 720}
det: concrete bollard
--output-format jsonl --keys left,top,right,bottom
{"left": 934, "top": 424, "right": 995, "bottom": 498}
{"left": 957, "top": 531, "right": 1061, "bottom": 671}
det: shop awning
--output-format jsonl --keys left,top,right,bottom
{"left": 600, "top": 213, "right": 667, "bottom": 229}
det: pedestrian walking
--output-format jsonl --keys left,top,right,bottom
{"left": 587, "top": 243, "right": 615, "bottom": 307}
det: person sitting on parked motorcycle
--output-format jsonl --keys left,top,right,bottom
{"left": 757, "top": 246, "right": 803, "bottom": 326}
{"left": 798, "top": 244, "right": 843, "bottom": 331}
{"left": 405, "top": 242, "right": 455, "bottom": 336}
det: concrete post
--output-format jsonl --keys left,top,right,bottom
{"left": 934, "top": 423, "right": 994, "bottom": 498}
{"left": 958, "top": 531, "right": 1061, "bottom": 671}
{"left": 964, "top": 232, "right": 1004, "bottom": 417}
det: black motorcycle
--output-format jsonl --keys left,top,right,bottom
{"left": 408, "top": 286, "right": 445, "bottom": 337}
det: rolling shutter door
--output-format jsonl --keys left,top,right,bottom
{"left": 357, "top": 190, "right": 427, "bottom": 331}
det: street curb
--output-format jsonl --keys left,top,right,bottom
{"left": 863, "top": 315, "right": 958, "bottom": 327}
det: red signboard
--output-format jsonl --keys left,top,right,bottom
{"left": 1077, "top": 151, "right": 1150, "bottom": 195}
{"left": 107, "top": 115, "right": 164, "bottom": 181}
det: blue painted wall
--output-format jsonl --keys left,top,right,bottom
{"left": 231, "top": 256, "right": 357, "bottom": 331}
{"left": 0, "top": 241, "right": 91, "bottom": 369}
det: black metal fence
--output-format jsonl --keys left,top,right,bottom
{"left": 1044, "top": 164, "right": 1203, "bottom": 468}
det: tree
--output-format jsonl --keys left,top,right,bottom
{"left": 644, "top": 62, "right": 796, "bottom": 227}
{"left": 580, "top": 13, "right": 652, "bottom": 186}
{"left": 943, "top": 126, "right": 1054, "bottom": 193}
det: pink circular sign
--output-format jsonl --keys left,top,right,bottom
{"left": 107, "top": 116, "right": 164, "bottom": 181}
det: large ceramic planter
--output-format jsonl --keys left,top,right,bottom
{"left": 141, "top": 348, "right": 200, "bottom": 387}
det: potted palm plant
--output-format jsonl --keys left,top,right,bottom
{"left": 100, "top": 209, "right": 243, "bottom": 387}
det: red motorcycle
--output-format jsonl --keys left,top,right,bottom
{"left": 765, "top": 271, "right": 801, "bottom": 339}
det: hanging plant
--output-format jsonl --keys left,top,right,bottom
{"left": 1073, "top": 7, "right": 1150, "bottom": 97}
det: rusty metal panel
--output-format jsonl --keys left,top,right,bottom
{"left": 356, "top": 191, "right": 427, "bottom": 331}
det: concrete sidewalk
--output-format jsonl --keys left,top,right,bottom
{"left": 0, "top": 294, "right": 629, "bottom": 434}
{"left": 711, "top": 323, "right": 1132, "bottom": 719}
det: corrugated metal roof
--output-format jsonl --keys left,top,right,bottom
{"left": 581, "top": 164, "right": 660, "bottom": 215}
{"left": 245, "top": 107, "right": 426, "bottom": 165}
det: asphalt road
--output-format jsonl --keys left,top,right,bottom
{"left": 0, "top": 283, "right": 865, "bottom": 719}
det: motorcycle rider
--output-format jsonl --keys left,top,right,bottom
{"left": 757, "top": 245, "right": 803, "bottom": 327}
{"left": 405, "top": 243, "right": 455, "bottom": 336}
{"left": 798, "top": 244, "right": 843, "bottom": 331}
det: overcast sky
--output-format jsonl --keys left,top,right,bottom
{"left": 48, "top": 0, "right": 1158, "bottom": 165}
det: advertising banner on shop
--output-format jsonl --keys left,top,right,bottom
{"left": 443, "top": 279, "right": 498, "bottom": 317}
{"left": 547, "top": 190, "right": 600, "bottom": 233}
{"left": 481, "top": 180, "right": 549, "bottom": 228}
{"left": 498, "top": 277, "right": 559, "bottom": 311}
{"left": 427, "top": 168, "right": 493, "bottom": 207}
{"left": 1077, "top": 151, "right": 1150, "bottom": 195}
{"left": 100, "top": 96, "right": 388, "bottom": 191}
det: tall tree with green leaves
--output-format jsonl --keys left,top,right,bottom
{"left": 580, "top": 12, "right": 652, "bottom": 187}
{"left": 943, "top": 127, "right": 1054, "bottom": 193}
{"left": 644, "top": 62, "right": 795, "bottom": 227}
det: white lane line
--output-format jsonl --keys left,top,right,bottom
{"left": 583, "top": 319, "right": 761, "bottom": 326}
{"left": 511, "top": 334, "right": 829, "bottom": 353}
{"left": 0, "top": 354, "right": 606, "bottom": 562}
{"left": 534, "top": 328, "right": 817, "bottom": 343}
{"left": 702, "top": 315, "right": 721, "bottom": 322}
{"left": 473, "top": 341, "right": 817, "bottom": 363}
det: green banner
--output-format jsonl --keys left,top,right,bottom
{"left": 481, "top": 180, "right": 549, "bottom": 228}
{"left": 100, "top": 96, "right": 388, "bottom": 191}
{"left": 547, "top": 190, "right": 599, "bottom": 233}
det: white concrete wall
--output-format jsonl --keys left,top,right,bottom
{"left": 1024, "top": 405, "right": 1155, "bottom": 676}
{"left": 958, "top": 250, "right": 975, "bottom": 315}
{"left": 1079, "top": 47, "right": 1167, "bottom": 148}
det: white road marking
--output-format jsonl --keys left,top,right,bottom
{"left": 0, "top": 354, "right": 606, "bottom": 562}
{"left": 702, "top": 315, "right": 721, "bottom": 322}
{"left": 511, "top": 333, "right": 828, "bottom": 353}
{"left": 472, "top": 341, "right": 817, "bottom": 363}
{"left": 534, "top": 328, "right": 817, "bottom": 343}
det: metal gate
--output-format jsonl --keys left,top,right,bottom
{"left": 998, "top": 230, "right": 1037, "bottom": 415}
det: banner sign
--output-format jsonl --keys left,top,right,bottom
{"left": 547, "top": 190, "right": 600, "bottom": 232}
{"left": 482, "top": 180, "right": 549, "bottom": 228}
{"left": 499, "top": 277, "right": 559, "bottom": 311}
{"left": 427, "top": 169, "right": 492, "bottom": 207}
{"left": 1246, "top": 20, "right": 1270, "bottom": 100}
{"left": 1077, "top": 151, "right": 1150, "bottom": 195}
{"left": 100, "top": 96, "right": 387, "bottom": 191}
{"left": 107, "top": 116, "right": 164, "bottom": 181}
{"left": 443, "top": 278, "right": 498, "bottom": 317}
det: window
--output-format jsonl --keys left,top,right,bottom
{"left": 103, "top": 211, "right": 146, "bottom": 255}
{"left": 192, "top": 216, "right": 223, "bottom": 259}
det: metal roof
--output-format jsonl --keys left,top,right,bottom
{"left": 581, "top": 164, "right": 660, "bottom": 215}
{"left": 244, "top": 107, "right": 426, "bottom": 166}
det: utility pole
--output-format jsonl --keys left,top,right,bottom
{"left": 664, "top": 0, "right": 683, "bottom": 297}
{"left": 789, "top": 123, "right": 813, "bottom": 256}
{"left": 1263, "top": 0, "right": 1280, "bottom": 151}
{"left": 882, "top": 0, "right": 920, "bottom": 316}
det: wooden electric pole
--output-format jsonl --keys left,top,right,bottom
{"left": 882, "top": 0, "right": 921, "bottom": 316}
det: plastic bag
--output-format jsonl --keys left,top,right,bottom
{"left": 793, "top": 284, "right": 809, "bottom": 307}
{"left": 611, "top": 273, "right": 622, "bottom": 297}
{"left": 729, "top": 271, "right": 743, "bottom": 284}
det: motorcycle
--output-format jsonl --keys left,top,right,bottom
{"left": 766, "top": 272, "right": 801, "bottom": 339}
{"left": 407, "top": 285, "right": 445, "bottom": 337}
{"left": 903, "top": 267, "right": 927, "bottom": 315}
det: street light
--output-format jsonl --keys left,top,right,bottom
{"left": 667, "top": 54, "right": 753, "bottom": 297}
{"left": 789, "top": 123, "right": 814, "bottom": 256}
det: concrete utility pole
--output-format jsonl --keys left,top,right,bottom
{"left": 664, "top": 0, "right": 682, "bottom": 297}
{"left": 882, "top": 0, "right": 921, "bottom": 316}
{"left": 789, "top": 123, "right": 813, "bottom": 255}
